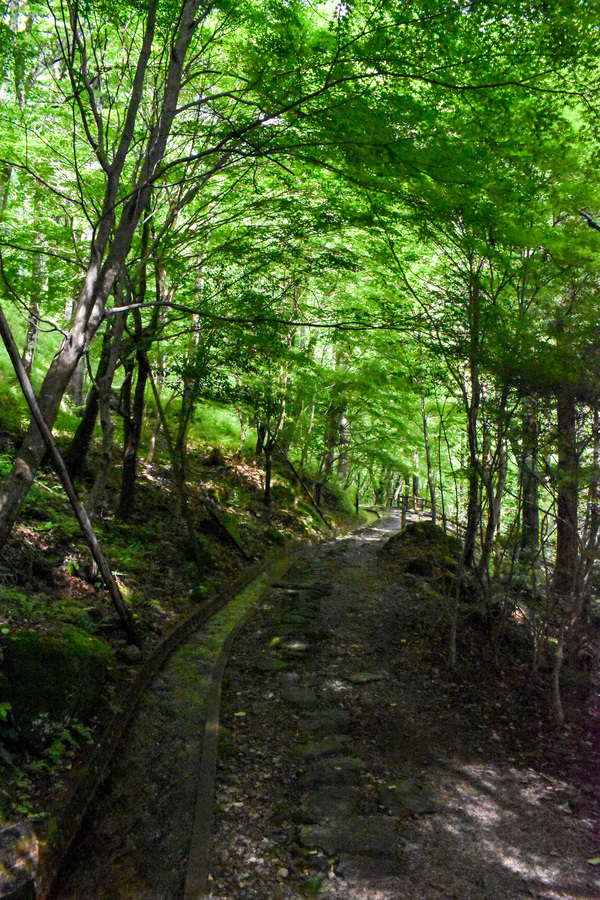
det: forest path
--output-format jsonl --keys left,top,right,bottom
{"left": 208, "top": 512, "right": 600, "bottom": 900}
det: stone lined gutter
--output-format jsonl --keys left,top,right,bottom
{"left": 36, "top": 548, "right": 302, "bottom": 900}
{"left": 182, "top": 557, "right": 297, "bottom": 900}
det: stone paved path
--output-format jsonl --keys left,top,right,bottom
{"left": 209, "top": 513, "right": 600, "bottom": 900}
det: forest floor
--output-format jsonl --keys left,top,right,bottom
{"left": 209, "top": 513, "right": 600, "bottom": 900}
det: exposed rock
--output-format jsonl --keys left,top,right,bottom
{"left": 299, "top": 786, "right": 362, "bottom": 823}
{"left": 344, "top": 672, "right": 386, "bottom": 684}
{"left": 300, "top": 814, "right": 402, "bottom": 857}
{"left": 254, "top": 656, "right": 287, "bottom": 673}
{"left": 302, "top": 708, "right": 350, "bottom": 735}
{"left": 281, "top": 686, "right": 319, "bottom": 709}
{"left": 301, "top": 755, "right": 365, "bottom": 787}
{"left": 123, "top": 644, "right": 143, "bottom": 664}
{"left": 201, "top": 446, "right": 227, "bottom": 467}
{"left": 381, "top": 780, "right": 440, "bottom": 817}
{"left": 380, "top": 520, "right": 461, "bottom": 562}
{"left": 279, "top": 671, "right": 301, "bottom": 688}
{"left": 337, "top": 853, "right": 406, "bottom": 880}
{"left": 295, "top": 735, "right": 351, "bottom": 759}
{"left": 0, "top": 822, "right": 38, "bottom": 900}
{"left": 1, "top": 627, "right": 112, "bottom": 751}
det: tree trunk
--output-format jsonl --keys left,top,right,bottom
{"left": 554, "top": 388, "right": 579, "bottom": 597}
{"left": 21, "top": 301, "right": 39, "bottom": 377}
{"left": 463, "top": 273, "right": 482, "bottom": 568}
{"left": 66, "top": 357, "right": 86, "bottom": 408}
{"left": 145, "top": 378, "right": 167, "bottom": 466}
{"left": 336, "top": 411, "right": 349, "bottom": 478}
{"left": 0, "top": 163, "right": 11, "bottom": 215}
{"left": 235, "top": 406, "right": 247, "bottom": 457}
{"left": 478, "top": 433, "right": 507, "bottom": 581}
{"left": 520, "top": 396, "right": 540, "bottom": 555}
{"left": 65, "top": 378, "right": 100, "bottom": 479}
{"left": 477, "top": 390, "right": 509, "bottom": 580}
{"left": 421, "top": 397, "right": 437, "bottom": 525}
{"left": 264, "top": 442, "right": 273, "bottom": 507}
{"left": 65, "top": 319, "right": 122, "bottom": 479}
{"left": 86, "top": 368, "right": 119, "bottom": 521}
{"left": 119, "top": 351, "right": 149, "bottom": 519}
{"left": 21, "top": 211, "right": 45, "bottom": 376}
{"left": 256, "top": 423, "right": 266, "bottom": 456}
{"left": 85, "top": 417, "right": 114, "bottom": 520}
{"left": 0, "top": 302, "right": 137, "bottom": 642}
{"left": 146, "top": 362, "right": 214, "bottom": 571}
{"left": 463, "top": 404, "right": 481, "bottom": 568}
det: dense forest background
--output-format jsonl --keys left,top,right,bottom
{"left": 1, "top": 0, "right": 600, "bottom": 730}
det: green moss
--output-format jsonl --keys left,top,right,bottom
{"left": 266, "top": 528, "right": 286, "bottom": 546}
{"left": 387, "top": 521, "right": 462, "bottom": 558}
{"left": 1, "top": 626, "right": 113, "bottom": 750}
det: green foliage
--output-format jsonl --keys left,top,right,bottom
{"left": 0, "top": 453, "right": 13, "bottom": 476}
{"left": 46, "top": 718, "right": 94, "bottom": 764}
{"left": 187, "top": 404, "right": 241, "bottom": 451}
{"left": 0, "top": 377, "right": 28, "bottom": 433}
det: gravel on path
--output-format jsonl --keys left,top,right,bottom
{"left": 209, "top": 513, "right": 600, "bottom": 900}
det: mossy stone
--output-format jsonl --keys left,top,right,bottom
{"left": 384, "top": 521, "right": 462, "bottom": 558}
{"left": 1, "top": 626, "right": 113, "bottom": 750}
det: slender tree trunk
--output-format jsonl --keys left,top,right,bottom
{"left": 85, "top": 313, "right": 126, "bottom": 518}
{"left": 21, "top": 205, "right": 45, "bottom": 375}
{"left": 255, "top": 423, "right": 266, "bottom": 456}
{"left": 86, "top": 391, "right": 116, "bottom": 520}
{"left": 554, "top": 387, "right": 578, "bottom": 597}
{"left": 118, "top": 220, "right": 152, "bottom": 520}
{"left": 477, "top": 390, "right": 509, "bottom": 579}
{"left": 581, "top": 406, "right": 600, "bottom": 610}
{"left": 146, "top": 362, "right": 213, "bottom": 572}
{"left": 336, "top": 411, "right": 349, "bottom": 478}
{"left": 520, "top": 396, "right": 540, "bottom": 555}
{"left": 463, "top": 400, "right": 480, "bottom": 567}
{"left": 66, "top": 357, "right": 86, "bottom": 408}
{"left": 264, "top": 442, "right": 273, "bottom": 507}
{"left": 552, "top": 622, "right": 566, "bottom": 724}
{"left": 478, "top": 437, "right": 507, "bottom": 581}
{"left": 437, "top": 421, "right": 447, "bottom": 530}
{"left": 235, "top": 406, "right": 247, "bottom": 457}
{"left": 463, "top": 272, "right": 482, "bottom": 567}
{"left": 0, "top": 163, "right": 11, "bottom": 214}
{"left": 65, "top": 319, "right": 122, "bottom": 478}
{"left": 21, "top": 301, "right": 39, "bottom": 377}
{"left": 146, "top": 378, "right": 169, "bottom": 466}
{"left": 421, "top": 397, "right": 437, "bottom": 524}
{"left": 412, "top": 448, "right": 420, "bottom": 503}
{"left": 119, "top": 351, "right": 149, "bottom": 519}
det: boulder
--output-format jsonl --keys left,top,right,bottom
{"left": 0, "top": 822, "right": 38, "bottom": 899}
{"left": 381, "top": 521, "right": 461, "bottom": 561}
{"left": 380, "top": 521, "right": 462, "bottom": 585}
{"left": 1, "top": 626, "right": 113, "bottom": 751}
{"left": 201, "top": 446, "right": 227, "bottom": 467}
